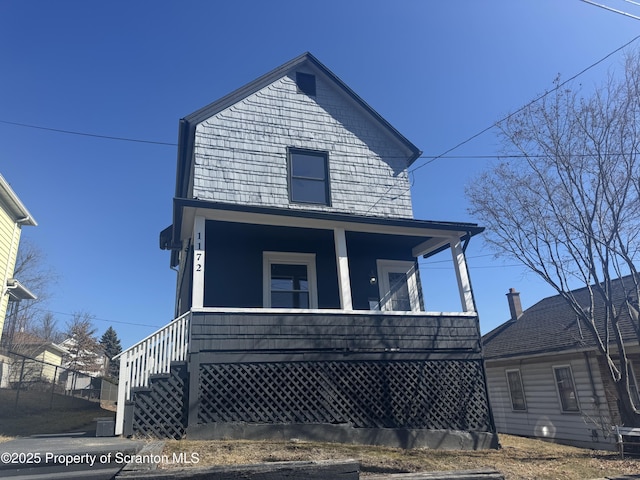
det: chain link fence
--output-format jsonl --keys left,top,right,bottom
{"left": 0, "top": 351, "right": 117, "bottom": 410}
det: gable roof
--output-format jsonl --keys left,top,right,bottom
{"left": 173, "top": 52, "right": 422, "bottom": 201}
{"left": 10, "top": 332, "right": 67, "bottom": 356}
{"left": 482, "top": 276, "right": 640, "bottom": 360}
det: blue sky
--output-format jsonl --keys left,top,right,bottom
{"left": 1, "top": 1, "right": 639, "bottom": 348}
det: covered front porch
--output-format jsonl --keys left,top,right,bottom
{"left": 113, "top": 202, "right": 494, "bottom": 446}
{"left": 168, "top": 200, "right": 481, "bottom": 316}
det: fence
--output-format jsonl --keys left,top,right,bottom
{"left": 0, "top": 351, "right": 115, "bottom": 410}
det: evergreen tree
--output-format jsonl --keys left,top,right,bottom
{"left": 100, "top": 326, "right": 122, "bottom": 379}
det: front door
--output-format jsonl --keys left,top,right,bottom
{"left": 376, "top": 259, "right": 420, "bottom": 312}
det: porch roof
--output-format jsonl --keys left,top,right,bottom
{"left": 161, "top": 198, "right": 484, "bottom": 267}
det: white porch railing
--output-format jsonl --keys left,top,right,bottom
{"left": 114, "top": 312, "right": 190, "bottom": 435}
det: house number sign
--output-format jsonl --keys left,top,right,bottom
{"left": 192, "top": 216, "right": 205, "bottom": 308}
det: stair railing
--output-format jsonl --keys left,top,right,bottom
{"left": 114, "top": 311, "right": 190, "bottom": 435}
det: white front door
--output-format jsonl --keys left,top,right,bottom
{"left": 376, "top": 259, "right": 420, "bottom": 312}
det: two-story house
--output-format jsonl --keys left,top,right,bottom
{"left": 0, "top": 173, "right": 37, "bottom": 386}
{"left": 115, "top": 53, "right": 496, "bottom": 449}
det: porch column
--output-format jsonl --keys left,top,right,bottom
{"left": 192, "top": 216, "right": 205, "bottom": 309}
{"left": 451, "top": 237, "right": 475, "bottom": 312}
{"left": 333, "top": 227, "right": 353, "bottom": 310}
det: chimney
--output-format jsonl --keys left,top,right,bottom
{"left": 506, "top": 288, "right": 523, "bottom": 321}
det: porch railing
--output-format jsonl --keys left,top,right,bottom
{"left": 114, "top": 311, "right": 190, "bottom": 435}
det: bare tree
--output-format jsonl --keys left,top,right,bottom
{"left": 467, "top": 53, "right": 640, "bottom": 426}
{"left": 2, "top": 239, "right": 60, "bottom": 348}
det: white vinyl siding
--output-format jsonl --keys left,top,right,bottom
{"left": 485, "top": 353, "right": 615, "bottom": 450}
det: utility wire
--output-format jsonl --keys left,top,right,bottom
{"left": 35, "top": 307, "right": 164, "bottom": 329}
{"left": 580, "top": 0, "right": 640, "bottom": 20}
{"left": 3, "top": 33, "right": 640, "bottom": 213}
{"left": 365, "top": 32, "right": 640, "bottom": 214}
{"left": 0, "top": 119, "right": 177, "bottom": 146}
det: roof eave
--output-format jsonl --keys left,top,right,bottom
{"left": 0, "top": 174, "right": 37, "bottom": 226}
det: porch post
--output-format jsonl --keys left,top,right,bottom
{"left": 192, "top": 216, "right": 205, "bottom": 309}
{"left": 114, "top": 354, "right": 128, "bottom": 435}
{"left": 451, "top": 237, "right": 475, "bottom": 312}
{"left": 333, "top": 227, "right": 353, "bottom": 310}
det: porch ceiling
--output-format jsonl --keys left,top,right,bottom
{"left": 169, "top": 198, "right": 483, "bottom": 255}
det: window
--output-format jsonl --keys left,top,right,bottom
{"left": 296, "top": 72, "right": 316, "bottom": 96}
{"left": 263, "top": 252, "right": 317, "bottom": 308}
{"left": 506, "top": 369, "right": 527, "bottom": 411}
{"left": 288, "top": 149, "right": 330, "bottom": 205}
{"left": 376, "top": 260, "right": 421, "bottom": 312}
{"left": 553, "top": 366, "right": 580, "bottom": 412}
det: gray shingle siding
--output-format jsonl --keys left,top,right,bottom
{"left": 192, "top": 73, "right": 414, "bottom": 218}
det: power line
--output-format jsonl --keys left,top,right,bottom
{"left": 365, "top": 32, "right": 640, "bottom": 214}
{"left": 579, "top": 0, "right": 640, "bottom": 20}
{"left": 35, "top": 307, "right": 164, "bottom": 329}
{"left": 0, "top": 119, "right": 177, "bottom": 146}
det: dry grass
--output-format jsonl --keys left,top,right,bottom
{"left": 0, "top": 388, "right": 114, "bottom": 437}
{"left": 161, "top": 434, "right": 640, "bottom": 479}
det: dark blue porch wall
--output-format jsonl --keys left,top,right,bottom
{"left": 204, "top": 220, "right": 341, "bottom": 308}
{"left": 345, "top": 231, "right": 424, "bottom": 310}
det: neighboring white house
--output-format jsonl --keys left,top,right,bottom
{"left": 61, "top": 337, "right": 108, "bottom": 378}
{"left": 483, "top": 280, "right": 640, "bottom": 450}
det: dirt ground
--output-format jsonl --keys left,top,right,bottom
{"left": 160, "top": 434, "right": 640, "bottom": 480}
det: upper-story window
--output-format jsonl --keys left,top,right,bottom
{"left": 288, "top": 149, "right": 330, "bottom": 206}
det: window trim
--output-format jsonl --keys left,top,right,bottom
{"left": 263, "top": 251, "right": 318, "bottom": 309}
{"left": 505, "top": 368, "right": 527, "bottom": 412}
{"left": 375, "top": 259, "right": 420, "bottom": 312}
{"left": 628, "top": 360, "right": 640, "bottom": 408}
{"left": 553, "top": 365, "right": 581, "bottom": 413}
{"left": 288, "top": 148, "right": 331, "bottom": 206}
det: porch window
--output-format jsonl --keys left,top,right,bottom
{"left": 506, "top": 369, "right": 527, "bottom": 411}
{"left": 288, "top": 149, "right": 330, "bottom": 205}
{"left": 376, "top": 260, "right": 420, "bottom": 312}
{"left": 553, "top": 365, "right": 580, "bottom": 412}
{"left": 263, "top": 252, "right": 318, "bottom": 308}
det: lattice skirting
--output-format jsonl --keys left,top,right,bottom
{"left": 129, "top": 363, "right": 188, "bottom": 439}
{"left": 198, "top": 360, "right": 492, "bottom": 431}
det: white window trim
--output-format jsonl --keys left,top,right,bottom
{"left": 628, "top": 360, "right": 640, "bottom": 408}
{"left": 376, "top": 259, "right": 420, "bottom": 312}
{"left": 505, "top": 368, "right": 527, "bottom": 412}
{"left": 553, "top": 365, "right": 581, "bottom": 413}
{"left": 263, "top": 252, "right": 318, "bottom": 309}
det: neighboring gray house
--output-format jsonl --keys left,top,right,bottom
{"left": 483, "top": 280, "right": 640, "bottom": 450}
{"left": 115, "top": 53, "right": 496, "bottom": 448}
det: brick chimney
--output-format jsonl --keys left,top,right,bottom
{"left": 506, "top": 288, "right": 523, "bottom": 321}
